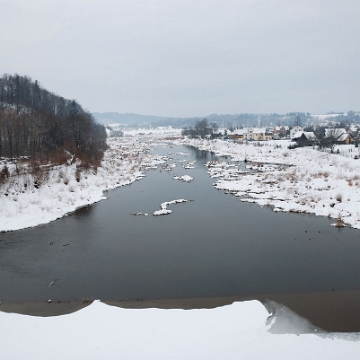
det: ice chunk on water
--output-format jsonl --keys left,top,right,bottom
{"left": 153, "top": 199, "right": 188, "bottom": 216}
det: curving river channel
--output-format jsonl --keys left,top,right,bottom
{"left": 1, "top": 143, "right": 360, "bottom": 331}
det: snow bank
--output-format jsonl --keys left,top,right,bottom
{"left": 0, "top": 137, "right": 168, "bottom": 232}
{"left": 1, "top": 300, "right": 359, "bottom": 359}
{"left": 3, "top": 130, "right": 360, "bottom": 232}
{"left": 123, "top": 127, "right": 181, "bottom": 137}
{"left": 176, "top": 137, "right": 360, "bottom": 229}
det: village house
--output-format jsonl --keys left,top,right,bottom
{"left": 348, "top": 125, "right": 360, "bottom": 140}
{"left": 211, "top": 129, "right": 224, "bottom": 139}
{"left": 324, "top": 128, "right": 355, "bottom": 145}
{"left": 291, "top": 131, "right": 317, "bottom": 146}
{"left": 228, "top": 128, "right": 246, "bottom": 140}
{"left": 252, "top": 128, "right": 272, "bottom": 141}
{"left": 290, "top": 126, "right": 303, "bottom": 140}
{"left": 273, "top": 126, "right": 289, "bottom": 139}
{"left": 228, "top": 127, "right": 274, "bottom": 141}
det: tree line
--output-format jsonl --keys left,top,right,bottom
{"left": 182, "top": 119, "right": 218, "bottom": 139}
{"left": 0, "top": 74, "right": 107, "bottom": 167}
{"left": 0, "top": 74, "right": 82, "bottom": 117}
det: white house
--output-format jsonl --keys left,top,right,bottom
{"left": 290, "top": 126, "right": 303, "bottom": 140}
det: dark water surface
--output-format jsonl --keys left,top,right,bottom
{"left": 1, "top": 144, "right": 360, "bottom": 304}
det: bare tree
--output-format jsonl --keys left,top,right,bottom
{"left": 319, "top": 129, "right": 337, "bottom": 153}
{"left": 0, "top": 74, "right": 107, "bottom": 168}
{"left": 294, "top": 115, "right": 302, "bottom": 127}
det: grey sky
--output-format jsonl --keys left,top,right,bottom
{"left": 2, "top": 0, "right": 359, "bottom": 117}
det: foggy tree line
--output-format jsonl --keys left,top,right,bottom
{"left": 0, "top": 74, "right": 107, "bottom": 166}
{"left": 182, "top": 118, "right": 218, "bottom": 138}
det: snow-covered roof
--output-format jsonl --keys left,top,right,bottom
{"left": 229, "top": 129, "right": 246, "bottom": 136}
{"left": 292, "top": 131, "right": 303, "bottom": 140}
{"left": 303, "top": 132, "right": 317, "bottom": 141}
{"left": 324, "top": 128, "right": 350, "bottom": 141}
{"left": 310, "top": 114, "right": 342, "bottom": 119}
{"left": 253, "top": 128, "right": 267, "bottom": 134}
{"left": 212, "top": 129, "right": 222, "bottom": 135}
{"left": 292, "top": 131, "right": 316, "bottom": 141}
{"left": 337, "top": 133, "right": 352, "bottom": 142}
{"left": 325, "top": 128, "right": 345, "bottom": 138}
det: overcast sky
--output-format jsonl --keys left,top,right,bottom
{"left": 1, "top": 0, "right": 359, "bottom": 117}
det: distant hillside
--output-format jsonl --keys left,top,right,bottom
{"left": 0, "top": 74, "right": 107, "bottom": 166}
{"left": 92, "top": 112, "right": 201, "bottom": 128}
{"left": 92, "top": 112, "right": 310, "bottom": 129}
{"left": 94, "top": 111, "right": 360, "bottom": 130}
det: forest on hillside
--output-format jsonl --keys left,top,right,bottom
{"left": 0, "top": 74, "right": 107, "bottom": 167}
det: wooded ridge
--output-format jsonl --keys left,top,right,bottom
{"left": 0, "top": 74, "right": 107, "bottom": 168}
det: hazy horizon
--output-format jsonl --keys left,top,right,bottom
{"left": 2, "top": 0, "right": 359, "bottom": 117}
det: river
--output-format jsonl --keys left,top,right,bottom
{"left": 1, "top": 143, "right": 360, "bottom": 329}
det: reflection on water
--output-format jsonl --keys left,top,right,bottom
{"left": 74, "top": 205, "right": 94, "bottom": 217}
{"left": 190, "top": 147, "right": 217, "bottom": 161}
{"left": 1, "top": 143, "right": 360, "bottom": 308}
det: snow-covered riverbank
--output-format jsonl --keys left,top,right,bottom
{"left": 2, "top": 128, "right": 360, "bottom": 232}
{"left": 1, "top": 299, "right": 359, "bottom": 359}
{"left": 0, "top": 137, "right": 169, "bottom": 232}
{"left": 175, "top": 137, "right": 360, "bottom": 230}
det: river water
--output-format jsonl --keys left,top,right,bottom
{"left": 1, "top": 143, "right": 360, "bottom": 304}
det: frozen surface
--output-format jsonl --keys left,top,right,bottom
{"left": 1, "top": 300, "right": 359, "bottom": 359}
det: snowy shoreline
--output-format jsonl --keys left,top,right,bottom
{"left": 2, "top": 298, "right": 360, "bottom": 359}
{"left": 174, "top": 137, "right": 360, "bottom": 230}
{"left": 0, "top": 136, "right": 169, "bottom": 232}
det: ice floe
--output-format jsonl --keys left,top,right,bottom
{"left": 173, "top": 175, "right": 193, "bottom": 182}
{"left": 153, "top": 199, "right": 188, "bottom": 216}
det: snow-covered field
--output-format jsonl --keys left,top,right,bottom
{"left": 1, "top": 299, "right": 359, "bottom": 359}
{"left": 175, "top": 137, "right": 360, "bottom": 230}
